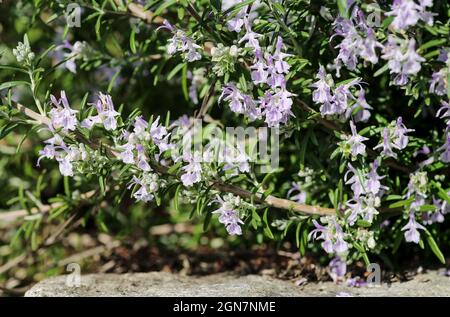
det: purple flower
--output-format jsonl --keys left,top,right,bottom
{"left": 118, "top": 142, "right": 135, "bottom": 164}
{"left": 437, "top": 133, "right": 450, "bottom": 163}
{"left": 308, "top": 217, "right": 348, "bottom": 254}
{"left": 227, "top": 18, "right": 244, "bottom": 32}
{"left": 422, "top": 197, "right": 445, "bottom": 225}
{"left": 392, "top": 117, "right": 414, "bottom": 150}
{"left": 54, "top": 41, "right": 87, "bottom": 73}
{"left": 429, "top": 69, "right": 448, "bottom": 96}
{"left": 331, "top": 7, "right": 383, "bottom": 73}
{"left": 374, "top": 128, "right": 399, "bottom": 159}
{"left": 158, "top": 20, "right": 202, "bottom": 62}
{"left": 352, "top": 89, "right": 373, "bottom": 122}
{"left": 436, "top": 101, "right": 450, "bottom": 126}
{"left": 49, "top": 91, "right": 78, "bottom": 132}
{"left": 136, "top": 144, "right": 151, "bottom": 171}
{"left": 344, "top": 163, "right": 366, "bottom": 198}
{"left": 341, "top": 121, "right": 368, "bottom": 159}
{"left": 329, "top": 257, "right": 347, "bottom": 283}
{"left": 287, "top": 182, "right": 307, "bottom": 204}
{"left": 250, "top": 51, "right": 268, "bottom": 85}
{"left": 211, "top": 194, "right": 244, "bottom": 236}
{"left": 401, "top": 212, "right": 425, "bottom": 244}
{"left": 386, "top": 0, "right": 435, "bottom": 30}
{"left": 219, "top": 84, "right": 246, "bottom": 114}
{"left": 273, "top": 37, "right": 292, "bottom": 74}
{"left": 311, "top": 66, "right": 333, "bottom": 105}
{"left": 81, "top": 92, "right": 120, "bottom": 131}
{"left": 346, "top": 276, "right": 368, "bottom": 288}
{"left": 128, "top": 174, "right": 159, "bottom": 202}
{"left": 381, "top": 36, "right": 425, "bottom": 86}
{"left": 437, "top": 48, "right": 450, "bottom": 63}
{"left": 366, "top": 160, "right": 387, "bottom": 196}
{"left": 180, "top": 154, "right": 202, "bottom": 186}
{"left": 239, "top": 17, "right": 262, "bottom": 51}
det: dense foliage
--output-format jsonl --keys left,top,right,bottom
{"left": 0, "top": 0, "right": 449, "bottom": 287}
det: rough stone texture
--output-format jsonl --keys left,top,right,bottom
{"left": 25, "top": 271, "right": 450, "bottom": 297}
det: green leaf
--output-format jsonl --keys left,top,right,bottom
{"left": 0, "top": 81, "right": 30, "bottom": 91}
{"left": 374, "top": 64, "right": 389, "bottom": 77}
{"left": 263, "top": 208, "right": 274, "bottom": 239}
{"left": 0, "top": 65, "right": 28, "bottom": 73}
{"left": 295, "top": 222, "right": 302, "bottom": 248}
{"left": 424, "top": 229, "right": 445, "bottom": 264}
{"left": 154, "top": 0, "right": 178, "bottom": 16}
{"left": 210, "top": 0, "right": 222, "bottom": 12}
{"left": 130, "top": 27, "right": 137, "bottom": 54}
{"left": 337, "top": 0, "right": 349, "bottom": 19}
{"left": 389, "top": 197, "right": 414, "bottom": 209}
{"left": 174, "top": 184, "right": 181, "bottom": 212}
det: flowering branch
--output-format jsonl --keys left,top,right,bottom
{"left": 12, "top": 102, "right": 337, "bottom": 216}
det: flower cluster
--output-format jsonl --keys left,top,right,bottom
{"left": 386, "top": 0, "right": 435, "bottom": 31}
{"left": 344, "top": 159, "right": 388, "bottom": 225}
{"left": 159, "top": 20, "right": 202, "bottom": 62}
{"left": 374, "top": 117, "right": 414, "bottom": 159}
{"left": 219, "top": 19, "right": 294, "bottom": 127}
{"left": 308, "top": 216, "right": 349, "bottom": 254}
{"left": 381, "top": 36, "right": 425, "bottom": 86}
{"left": 311, "top": 66, "right": 370, "bottom": 120}
{"left": 331, "top": 6, "right": 383, "bottom": 76}
{"left": 211, "top": 194, "right": 245, "bottom": 235}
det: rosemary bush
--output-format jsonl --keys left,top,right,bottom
{"left": 0, "top": 0, "right": 449, "bottom": 284}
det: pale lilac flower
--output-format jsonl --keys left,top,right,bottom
{"left": 436, "top": 101, "right": 450, "bottom": 126}
{"left": 133, "top": 116, "right": 149, "bottom": 140}
{"left": 344, "top": 163, "right": 366, "bottom": 198}
{"left": 374, "top": 128, "right": 399, "bottom": 159}
{"left": 308, "top": 218, "right": 348, "bottom": 254}
{"left": 219, "top": 84, "right": 246, "bottom": 114}
{"left": 329, "top": 257, "right": 347, "bottom": 283}
{"left": 227, "top": 18, "right": 244, "bottom": 32}
{"left": 128, "top": 174, "right": 159, "bottom": 202}
{"left": 346, "top": 276, "right": 368, "bottom": 287}
{"left": 150, "top": 117, "right": 168, "bottom": 143}
{"left": 239, "top": 17, "right": 262, "bottom": 51}
{"left": 341, "top": 121, "right": 368, "bottom": 159}
{"left": 437, "top": 133, "right": 450, "bottom": 163}
{"left": 401, "top": 212, "right": 425, "bottom": 244}
{"left": 54, "top": 41, "right": 87, "bottom": 73}
{"left": 81, "top": 92, "right": 120, "bottom": 131}
{"left": 422, "top": 197, "right": 446, "bottom": 225}
{"left": 311, "top": 66, "right": 333, "bottom": 105}
{"left": 381, "top": 36, "right": 425, "bottom": 86}
{"left": 211, "top": 194, "right": 244, "bottom": 236}
{"left": 49, "top": 91, "right": 78, "bottom": 132}
{"left": 136, "top": 144, "right": 151, "bottom": 171}
{"left": 392, "top": 117, "right": 414, "bottom": 150}
{"left": 366, "top": 160, "right": 388, "bottom": 196}
{"left": 273, "top": 37, "right": 292, "bottom": 74}
{"left": 331, "top": 7, "right": 382, "bottom": 73}
{"left": 437, "top": 48, "right": 450, "bottom": 63}
{"left": 352, "top": 89, "right": 373, "bottom": 122}
{"left": 287, "top": 182, "right": 307, "bottom": 204}
{"left": 429, "top": 69, "right": 448, "bottom": 96}
{"left": 260, "top": 88, "right": 294, "bottom": 127}
{"left": 158, "top": 20, "right": 202, "bottom": 62}
{"left": 386, "top": 0, "right": 435, "bottom": 31}
{"left": 118, "top": 142, "right": 135, "bottom": 164}
{"left": 250, "top": 51, "right": 268, "bottom": 85}
{"left": 180, "top": 154, "right": 202, "bottom": 186}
